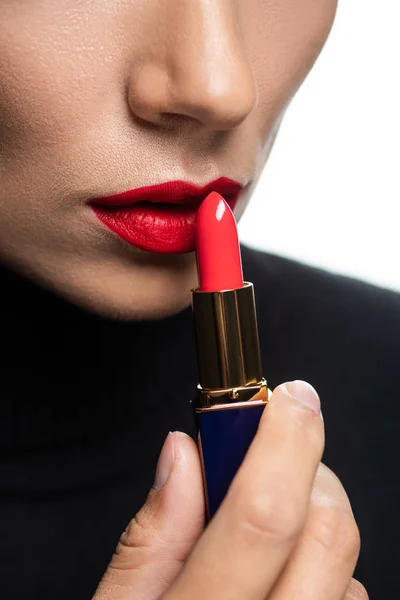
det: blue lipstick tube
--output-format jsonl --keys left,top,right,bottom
{"left": 191, "top": 282, "right": 270, "bottom": 521}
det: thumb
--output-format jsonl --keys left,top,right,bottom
{"left": 93, "top": 431, "right": 205, "bottom": 600}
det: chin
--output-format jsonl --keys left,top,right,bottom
{"left": 72, "top": 281, "right": 194, "bottom": 321}
{"left": 30, "top": 251, "right": 198, "bottom": 321}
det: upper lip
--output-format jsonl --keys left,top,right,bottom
{"left": 90, "top": 177, "right": 243, "bottom": 208}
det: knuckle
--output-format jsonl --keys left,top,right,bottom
{"left": 308, "top": 505, "right": 360, "bottom": 563}
{"left": 235, "top": 485, "right": 303, "bottom": 547}
{"left": 111, "top": 498, "right": 160, "bottom": 571}
{"left": 119, "top": 513, "right": 153, "bottom": 552}
{"left": 345, "top": 578, "right": 369, "bottom": 600}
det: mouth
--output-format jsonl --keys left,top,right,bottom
{"left": 89, "top": 177, "right": 243, "bottom": 254}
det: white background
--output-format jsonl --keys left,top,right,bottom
{"left": 239, "top": 0, "right": 400, "bottom": 292}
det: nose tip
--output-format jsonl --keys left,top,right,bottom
{"left": 171, "top": 69, "right": 257, "bottom": 130}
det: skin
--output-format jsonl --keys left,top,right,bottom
{"left": 0, "top": 0, "right": 338, "bottom": 319}
{"left": 0, "top": 2, "right": 369, "bottom": 598}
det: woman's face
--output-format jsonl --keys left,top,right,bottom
{"left": 0, "top": 0, "right": 337, "bottom": 319}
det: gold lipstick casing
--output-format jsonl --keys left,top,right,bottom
{"left": 191, "top": 283, "right": 270, "bottom": 519}
{"left": 192, "top": 282, "right": 269, "bottom": 409}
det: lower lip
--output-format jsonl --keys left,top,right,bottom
{"left": 91, "top": 196, "right": 239, "bottom": 254}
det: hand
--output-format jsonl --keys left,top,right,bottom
{"left": 93, "top": 381, "right": 368, "bottom": 600}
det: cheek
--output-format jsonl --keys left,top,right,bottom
{"left": 0, "top": 35, "right": 75, "bottom": 170}
{"left": 240, "top": 0, "right": 338, "bottom": 133}
{"left": 0, "top": 4, "right": 121, "bottom": 164}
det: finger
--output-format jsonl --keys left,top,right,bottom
{"left": 164, "top": 380, "right": 325, "bottom": 600}
{"left": 268, "top": 463, "right": 361, "bottom": 600}
{"left": 93, "top": 431, "right": 205, "bottom": 600}
{"left": 344, "top": 578, "right": 369, "bottom": 600}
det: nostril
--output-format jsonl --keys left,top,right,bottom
{"left": 158, "top": 113, "right": 199, "bottom": 127}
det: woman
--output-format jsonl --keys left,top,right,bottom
{"left": 0, "top": 0, "right": 396, "bottom": 598}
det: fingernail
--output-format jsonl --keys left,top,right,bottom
{"left": 284, "top": 380, "right": 321, "bottom": 415}
{"left": 153, "top": 432, "right": 175, "bottom": 490}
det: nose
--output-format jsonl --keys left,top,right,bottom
{"left": 126, "top": 0, "right": 257, "bottom": 131}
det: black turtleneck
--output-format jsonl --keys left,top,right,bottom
{"left": 0, "top": 246, "right": 399, "bottom": 599}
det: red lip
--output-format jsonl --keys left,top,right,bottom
{"left": 90, "top": 177, "right": 243, "bottom": 253}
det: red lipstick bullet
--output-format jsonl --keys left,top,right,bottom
{"left": 195, "top": 192, "right": 244, "bottom": 292}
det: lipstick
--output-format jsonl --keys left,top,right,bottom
{"left": 191, "top": 191, "right": 270, "bottom": 520}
